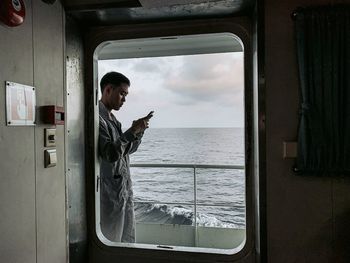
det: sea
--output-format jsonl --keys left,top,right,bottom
{"left": 130, "top": 128, "right": 246, "bottom": 229}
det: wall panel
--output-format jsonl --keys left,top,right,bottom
{"left": 32, "top": 0, "right": 67, "bottom": 263}
{"left": 0, "top": 0, "right": 67, "bottom": 262}
{"left": 0, "top": 1, "right": 36, "bottom": 262}
{"left": 264, "top": 0, "right": 350, "bottom": 262}
{"left": 66, "top": 15, "right": 87, "bottom": 263}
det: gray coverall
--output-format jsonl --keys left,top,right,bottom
{"left": 98, "top": 101, "right": 143, "bottom": 242}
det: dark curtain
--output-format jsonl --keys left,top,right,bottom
{"left": 295, "top": 5, "right": 350, "bottom": 174}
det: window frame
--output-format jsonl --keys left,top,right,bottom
{"left": 85, "top": 17, "right": 257, "bottom": 262}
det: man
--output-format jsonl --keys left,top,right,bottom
{"left": 98, "top": 71, "right": 152, "bottom": 242}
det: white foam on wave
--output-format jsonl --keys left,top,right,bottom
{"left": 196, "top": 213, "right": 238, "bottom": 228}
{"left": 168, "top": 206, "right": 193, "bottom": 219}
{"left": 138, "top": 203, "right": 239, "bottom": 228}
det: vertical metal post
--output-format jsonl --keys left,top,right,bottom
{"left": 193, "top": 166, "right": 198, "bottom": 247}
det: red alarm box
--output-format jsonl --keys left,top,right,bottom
{"left": 0, "top": 0, "right": 26, "bottom": 27}
{"left": 41, "top": 106, "right": 65, "bottom": 125}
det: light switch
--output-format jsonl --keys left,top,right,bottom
{"left": 283, "top": 142, "right": 297, "bottom": 159}
{"left": 45, "top": 128, "right": 56, "bottom": 147}
{"left": 45, "top": 149, "right": 57, "bottom": 168}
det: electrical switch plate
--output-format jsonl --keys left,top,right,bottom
{"left": 44, "top": 149, "right": 57, "bottom": 168}
{"left": 45, "top": 128, "right": 56, "bottom": 147}
{"left": 283, "top": 142, "right": 297, "bottom": 158}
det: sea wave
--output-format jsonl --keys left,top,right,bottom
{"left": 135, "top": 203, "right": 241, "bottom": 228}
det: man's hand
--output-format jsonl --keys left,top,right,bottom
{"left": 130, "top": 111, "right": 154, "bottom": 135}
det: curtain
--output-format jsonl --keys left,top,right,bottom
{"left": 295, "top": 5, "right": 350, "bottom": 174}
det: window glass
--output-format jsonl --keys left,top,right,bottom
{"left": 97, "top": 46, "right": 245, "bottom": 251}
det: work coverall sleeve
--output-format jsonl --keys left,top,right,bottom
{"left": 99, "top": 118, "right": 138, "bottom": 163}
{"left": 128, "top": 131, "right": 144, "bottom": 155}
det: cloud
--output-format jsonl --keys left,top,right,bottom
{"left": 163, "top": 52, "right": 244, "bottom": 105}
{"left": 132, "top": 58, "right": 163, "bottom": 73}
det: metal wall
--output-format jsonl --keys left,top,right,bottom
{"left": 0, "top": 1, "right": 36, "bottom": 261}
{"left": 66, "top": 16, "right": 87, "bottom": 263}
{"left": 0, "top": 0, "right": 67, "bottom": 262}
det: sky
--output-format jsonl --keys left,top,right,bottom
{"left": 98, "top": 52, "right": 244, "bottom": 128}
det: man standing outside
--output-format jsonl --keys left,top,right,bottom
{"left": 98, "top": 71, "right": 153, "bottom": 242}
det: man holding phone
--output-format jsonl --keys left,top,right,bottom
{"left": 98, "top": 71, "right": 153, "bottom": 243}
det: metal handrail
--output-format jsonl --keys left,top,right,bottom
{"left": 130, "top": 163, "right": 244, "bottom": 211}
{"left": 130, "top": 163, "right": 245, "bottom": 246}
{"left": 131, "top": 163, "right": 245, "bottom": 169}
{"left": 133, "top": 200, "right": 243, "bottom": 207}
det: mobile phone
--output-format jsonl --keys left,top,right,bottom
{"left": 144, "top": 111, "right": 154, "bottom": 120}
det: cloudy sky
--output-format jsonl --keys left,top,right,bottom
{"left": 98, "top": 52, "right": 244, "bottom": 128}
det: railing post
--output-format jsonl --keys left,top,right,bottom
{"left": 193, "top": 166, "right": 198, "bottom": 247}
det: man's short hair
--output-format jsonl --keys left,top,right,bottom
{"left": 100, "top": 72, "right": 130, "bottom": 93}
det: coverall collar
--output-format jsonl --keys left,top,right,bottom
{"left": 99, "top": 100, "right": 113, "bottom": 121}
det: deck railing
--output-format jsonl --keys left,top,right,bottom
{"left": 130, "top": 163, "right": 245, "bottom": 246}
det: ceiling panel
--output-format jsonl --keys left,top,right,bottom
{"left": 63, "top": 0, "right": 255, "bottom": 26}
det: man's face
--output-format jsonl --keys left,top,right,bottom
{"left": 105, "top": 83, "right": 129, "bottom": 111}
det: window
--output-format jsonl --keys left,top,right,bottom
{"left": 95, "top": 33, "right": 247, "bottom": 254}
